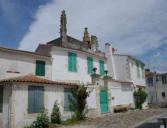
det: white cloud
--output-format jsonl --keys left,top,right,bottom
{"left": 19, "top": 0, "right": 167, "bottom": 57}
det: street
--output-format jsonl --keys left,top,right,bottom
{"left": 60, "top": 108, "right": 167, "bottom": 128}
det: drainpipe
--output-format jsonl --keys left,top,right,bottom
{"left": 155, "top": 75, "right": 158, "bottom": 104}
{"left": 10, "top": 85, "right": 15, "bottom": 128}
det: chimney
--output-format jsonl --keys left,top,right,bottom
{"left": 83, "top": 27, "right": 90, "bottom": 43}
{"left": 105, "top": 43, "right": 116, "bottom": 79}
{"left": 60, "top": 10, "right": 67, "bottom": 46}
{"left": 91, "top": 35, "right": 98, "bottom": 52}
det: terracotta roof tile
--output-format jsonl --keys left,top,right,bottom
{"left": 0, "top": 46, "right": 51, "bottom": 58}
{"left": 145, "top": 71, "right": 156, "bottom": 76}
{"left": 112, "top": 79, "right": 132, "bottom": 84}
{"left": 0, "top": 75, "right": 78, "bottom": 86}
{"left": 136, "top": 85, "right": 146, "bottom": 88}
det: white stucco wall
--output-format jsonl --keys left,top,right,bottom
{"left": 156, "top": 81, "right": 167, "bottom": 103}
{"left": 0, "top": 51, "right": 52, "bottom": 80}
{"left": 110, "top": 82, "right": 134, "bottom": 107}
{"left": 0, "top": 85, "right": 11, "bottom": 128}
{"left": 51, "top": 47, "right": 106, "bottom": 84}
{"left": 146, "top": 75, "right": 167, "bottom": 104}
{"left": 129, "top": 59, "right": 146, "bottom": 87}
{"left": 87, "top": 87, "right": 96, "bottom": 109}
{"left": 112, "top": 55, "right": 130, "bottom": 81}
{"left": 12, "top": 83, "right": 74, "bottom": 128}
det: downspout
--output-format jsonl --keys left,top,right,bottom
{"left": 8, "top": 85, "right": 12, "bottom": 128}
{"left": 9, "top": 85, "right": 15, "bottom": 128}
{"left": 154, "top": 75, "right": 158, "bottom": 104}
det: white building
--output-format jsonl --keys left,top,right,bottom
{"left": 146, "top": 69, "right": 167, "bottom": 106}
{"left": 105, "top": 44, "right": 146, "bottom": 108}
{"left": 0, "top": 46, "right": 52, "bottom": 80}
{"left": 0, "top": 10, "right": 147, "bottom": 128}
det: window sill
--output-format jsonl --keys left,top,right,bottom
{"left": 35, "top": 75, "right": 45, "bottom": 77}
{"left": 26, "top": 113, "right": 40, "bottom": 119}
{"left": 68, "top": 71, "right": 77, "bottom": 73}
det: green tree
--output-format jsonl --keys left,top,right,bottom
{"left": 134, "top": 89, "right": 148, "bottom": 109}
{"left": 29, "top": 111, "right": 50, "bottom": 128}
{"left": 51, "top": 101, "right": 61, "bottom": 124}
{"left": 69, "top": 85, "right": 89, "bottom": 120}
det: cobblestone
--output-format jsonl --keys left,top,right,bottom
{"left": 60, "top": 108, "right": 167, "bottom": 128}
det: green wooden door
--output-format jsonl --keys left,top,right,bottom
{"left": 100, "top": 90, "right": 108, "bottom": 113}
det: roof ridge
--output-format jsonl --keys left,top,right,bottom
{"left": 0, "top": 75, "right": 78, "bottom": 86}
{"left": 0, "top": 46, "right": 51, "bottom": 57}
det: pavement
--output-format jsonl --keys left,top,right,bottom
{"left": 60, "top": 108, "right": 167, "bottom": 128}
{"left": 136, "top": 114, "right": 167, "bottom": 128}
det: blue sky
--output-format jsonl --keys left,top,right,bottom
{"left": 0, "top": 0, "right": 167, "bottom": 72}
{"left": 0, "top": 0, "right": 50, "bottom": 48}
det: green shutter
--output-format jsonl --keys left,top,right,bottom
{"left": 72, "top": 53, "right": 77, "bottom": 72}
{"left": 0, "top": 86, "right": 3, "bottom": 113}
{"left": 136, "top": 63, "right": 140, "bottom": 78}
{"left": 36, "top": 61, "right": 45, "bottom": 76}
{"left": 68, "top": 52, "right": 77, "bottom": 72}
{"left": 87, "top": 57, "right": 93, "bottom": 74}
{"left": 28, "top": 86, "right": 35, "bottom": 113}
{"left": 99, "top": 60, "right": 104, "bottom": 76}
{"left": 64, "top": 88, "right": 72, "bottom": 111}
{"left": 68, "top": 53, "right": 72, "bottom": 71}
{"left": 28, "top": 86, "right": 44, "bottom": 113}
{"left": 142, "top": 65, "right": 144, "bottom": 78}
{"left": 36, "top": 86, "right": 44, "bottom": 113}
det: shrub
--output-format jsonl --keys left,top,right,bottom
{"left": 51, "top": 101, "right": 61, "bottom": 124}
{"left": 133, "top": 89, "right": 148, "bottom": 109}
{"left": 69, "top": 85, "right": 89, "bottom": 120}
{"left": 28, "top": 111, "right": 50, "bottom": 128}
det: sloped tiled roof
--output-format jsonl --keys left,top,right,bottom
{"left": 35, "top": 35, "right": 105, "bottom": 58}
{"left": 0, "top": 46, "right": 51, "bottom": 58}
{"left": 113, "top": 54, "right": 145, "bottom": 65}
{"left": 0, "top": 75, "right": 78, "bottom": 86}
{"left": 145, "top": 69, "right": 156, "bottom": 76}
{"left": 112, "top": 79, "right": 133, "bottom": 84}
{"left": 136, "top": 85, "right": 146, "bottom": 88}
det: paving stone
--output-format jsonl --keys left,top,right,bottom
{"left": 60, "top": 108, "right": 167, "bottom": 128}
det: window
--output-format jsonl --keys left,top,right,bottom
{"left": 64, "top": 88, "right": 72, "bottom": 111}
{"left": 162, "top": 92, "right": 165, "bottom": 98}
{"left": 87, "top": 57, "right": 93, "bottom": 74}
{"left": 162, "top": 75, "right": 167, "bottom": 84}
{"left": 141, "top": 65, "right": 145, "bottom": 79}
{"left": 99, "top": 60, "right": 104, "bottom": 76}
{"left": 156, "top": 75, "right": 159, "bottom": 81}
{"left": 28, "top": 86, "right": 44, "bottom": 113}
{"left": 36, "top": 60, "right": 45, "bottom": 76}
{"left": 148, "top": 77, "right": 153, "bottom": 86}
{"left": 0, "top": 86, "right": 3, "bottom": 113}
{"left": 136, "top": 63, "right": 140, "bottom": 78}
{"left": 68, "top": 52, "right": 77, "bottom": 72}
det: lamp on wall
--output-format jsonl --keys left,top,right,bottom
{"left": 93, "top": 67, "right": 97, "bottom": 74}
{"left": 104, "top": 70, "right": 108, "bottom": 76}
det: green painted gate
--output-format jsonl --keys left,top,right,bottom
{"left": 100, "top": 90, "right": 108, "bottom": 113}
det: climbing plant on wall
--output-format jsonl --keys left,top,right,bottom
{"left": 69, "top": 85, "right": 90, "bottom": 120}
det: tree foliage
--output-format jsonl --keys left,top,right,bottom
{"left": 51, "top": 101, "right": 61, "bottom": 124}
{"left": 69, "top": 85, "right": 89, "bottom": 120}
{"left": 133, "top": 89, "right": 148, "bottom": 109}
{"left": 28, "top": 111, "right": 50, "bottom": 128}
